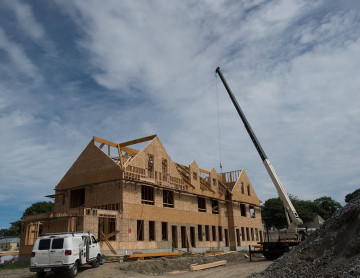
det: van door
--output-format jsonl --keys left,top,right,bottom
{"left": 80, "top": 236, "right": 87, "bottom": 265}
{"left": 36, "top": 239, "right": 51, "bottom": 265}
{"left": 89, "top": 235, "right": 98, "bottom": 259}
{"left": 49, "top": 238, "right": 64, "bottom": 265}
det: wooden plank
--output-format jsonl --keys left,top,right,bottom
{"left": 190, "top": 260, "right": 227, "bottom": 271}
{"left": 117, "top": 146, "right": 124, "bottom": 168}
{"left": 0, "top": 251, "right": 19, "bottom": 256}
{"left": 118, "top": 134, "right": 157, "bottom": 147}
{"left": 101, "top": 231, "right": 117, "bottom": 254}
{"left": 102, "top": 253, "right": 125, "bottom": 258}
{"left": 199, "top": 168, "right": 210, "bottom": 175}
{"left": 101, "top": 230, "right": 119, "bottom": 241}
{"left": 126, "top": 252, "right": 182, "bottom": 259}
{"left": 121, "top": 146, "right": 140, "bottom": 156}
{"left": 93, "top": 136, "right": 118, "bottom": 148}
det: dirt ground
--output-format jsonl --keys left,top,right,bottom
{"left": 0, "top": 253, "right": 272, "bottom": 278}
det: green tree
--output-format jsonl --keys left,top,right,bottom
{"left": 22, "top": 201, "right": 54, "bottom": 217}
{"left": 261, "top": 198, "right": 287, "bottom": 229}
{"left": 314, "top": 196, "right": 342, "bottom": 220}
{"left": 345, "top": 188, "right": 360, "bottom": 203}
{"left": 261, "top": 195, "right": 341, "bottom": 229}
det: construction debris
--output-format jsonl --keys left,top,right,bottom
{"left": 250, "top": 195, "right": 360, "bottom": 278}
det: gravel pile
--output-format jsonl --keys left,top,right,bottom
{"left": 250, "top": 195, "right": 360, "bottom": 278}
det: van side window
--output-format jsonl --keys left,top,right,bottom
{"left": 51, "top": 238, "right": 64, "bottom": 249}
{"left": 91, "top": 236, "right": 97, "bottom": 244}
{"left": 39, "top": 239, "right": 51, "bottom": 250}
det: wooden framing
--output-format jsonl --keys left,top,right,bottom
{"left": 20, "top": 135, "right": 264, "bottom": 257}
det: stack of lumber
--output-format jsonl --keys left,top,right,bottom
{"left": 190, "top": 260, "right": 227, "bottom": 271}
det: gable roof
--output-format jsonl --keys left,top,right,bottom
{"left": 54, "top": 135, "right": 262, "bottom": 204}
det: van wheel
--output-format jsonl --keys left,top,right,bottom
{"left": 92, "top": 255, "right": 100, "bottom": 268}
{"left": 68, "top": 261, "right": 78, "bottom": 278}
{"left": 37, "top": 272, "right": 46, "bottom": 278}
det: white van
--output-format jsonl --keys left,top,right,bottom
{"left": 30, "top": 232, "right": 101, "bottom": 278}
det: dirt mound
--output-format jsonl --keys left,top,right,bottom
{"left": 117, "top": 252, "right": 248, "bottom": 275}
{"left": 250, "top": 196, "right": 360, "bottom": 278}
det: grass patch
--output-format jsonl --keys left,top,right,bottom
{"left": 0, "top": 262, "right": 29, "bottom": 271}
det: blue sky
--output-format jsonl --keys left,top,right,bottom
{"left": 1, "top": 0, "right": 360, "bottom": 229}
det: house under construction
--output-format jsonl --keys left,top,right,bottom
{"left": 20, "top": 135, "right": 263, "bottom": 257}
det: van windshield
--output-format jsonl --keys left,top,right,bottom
{"left": 51, "top": 238, "right": 64, "bottom": 249}
{"left": 39, "top": 239, "right": 51, "bottom": 250}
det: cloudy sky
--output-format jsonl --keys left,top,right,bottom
{"left": 0, "top": 0, "right": 359, "bottom": 229}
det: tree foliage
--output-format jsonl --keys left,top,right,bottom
{"left": 261, "top": 195, "right": 342, "bottom": 229}
{"left": 22, "top": 201, "right": 54, "bottom": 217}
{"left": 345, "top": 188, "right": 360, "bottom": 203}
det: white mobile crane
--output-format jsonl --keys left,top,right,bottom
{"left": 216, "top": 67, "right": 307, "bottom": 259}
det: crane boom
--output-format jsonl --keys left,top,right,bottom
{"left": 215, "top": 67, "right": 303, "bottom": 228}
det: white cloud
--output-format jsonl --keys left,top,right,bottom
{"left": 50, "top": 0, "right": 360, "bottom": 205}
{"left": 0, "top": 27, "right": 42, "bottom": 82}
{"left": 3, "top": 0, "right": 56, "bottom": 55}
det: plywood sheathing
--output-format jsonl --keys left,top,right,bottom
{"left": 55, "top": 140, "right": 123, "bottom": 191}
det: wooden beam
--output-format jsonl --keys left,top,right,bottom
{"left": 101, "top": 231, "right": 117, "bottom": 254}
{"left": 101, "top": 230, "right": 119, "bottom": 241}
{"left": 99, "top": 143, "right": 105, "bottom": 149}
{"left": 190, "top": 260, "right": 227, "bottom": 271}
{"left": 121, "top": 146, "right": 140, "bottom": 156}
{"left": 93, "top": 136, "right": 118, "bottom": 148}
{"left": 118, "top": 134, "right": 157, "bottom": 147}
{"left": 117, "top": 146, "right": 124, "bottom": 168}
{"left": 199, "top": 168, "right": 210, "bottom": 175}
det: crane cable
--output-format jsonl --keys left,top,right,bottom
{"left": 215, "top": 73, "right": 223, "bottom": 173}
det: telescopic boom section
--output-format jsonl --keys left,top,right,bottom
{"left": 215, "top": 67, "right": 303, "bottom": 227}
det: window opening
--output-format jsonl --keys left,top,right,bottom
{"left": 198, "top": 197, "right": 206, "bottom": 212}
{"left": 149, "top": 221, "right": 155, "bottom": 241}
{"left": 198, "top": 225, "right": 203, "bottom": 241}
{"left": 236, "top": 229, "right": 241, "bottom": 246}
{"left": 247, "top": 184, "right": 251, "bottom": 196}
{"left": 211, "top": 200, "right": 219, "bottom": 214}
{"left": 213, "top": 178, "right": 217, "bottom": 186}
{"left": 162, "top": 159, "right": 168, "bottom": 174}
{"left": 193, "top": 172, "right": 197, "bottom": 180}
{"left": 163, "top": 190, "right": 174, "bottom": 208}
{"left": 137, "top": 220, "right": 144, "bottom": 241}
{"left": 162, "top": 222, "right": 168, "bottom": 241}
{"left": 205, "top": 225, "right": 210, "bottom": 241}
{"left": 241, "top": 182, "right": 244, "bottom": 194}
{"left": 172, "top": 226, "right": 178, "bottom": 248}
{"left": 241, "top": 227, "right": 245, "bottom": 241}
{"left": 218, "top": 226, "right": 223, "bottom": 241}
{"left": 255, "top": 228, "right": 259, "bottom": 241}
{"left": 141, "top": 185, "right": 154, "bottom": 205}
{"left": 249, "top": 206, "right": 255, "bottom": 218}
{"left": 148, "top": 154, "right": 154, "bottom": 173}
{"left": 70, "top": 188, "right": 85, "bottom": 208}
{"left": 240, "top": 204, "right": 246, "bottom": 217}
{"left": 212, "top": 226, "right": 216, "bottom": 241}
{"left": 246, "top": 227, "right": 250, "bottom": 241}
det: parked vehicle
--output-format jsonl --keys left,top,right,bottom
{"left": 30, "top": 232, "right": 101, "bottom": 278}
